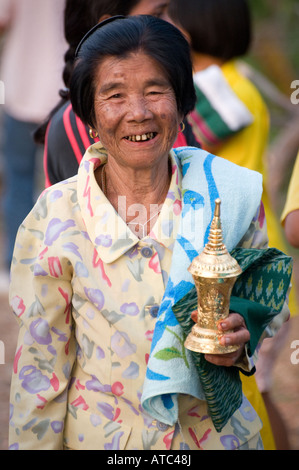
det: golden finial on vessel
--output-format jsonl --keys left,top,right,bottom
{"left": 184, "top": 198, "right": 242, "bottom": 354}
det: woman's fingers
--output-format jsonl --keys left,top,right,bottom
{"left": 190, "top": 311, "right": 250, "bottom": 367}
{"left": 217, "top": 313, "right": 246, "bottom": 332}
{"left": 204, "top": 349, "right": 243, "bottom": 367}
{"left": 191, "top": 310, "right": 197, "bottom": 322}
{"left": 217, "top": 313, "right": 250, "bottom": 346}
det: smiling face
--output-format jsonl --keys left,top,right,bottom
{"left": 93, "top": 51, "right": 182, "bottom": 171}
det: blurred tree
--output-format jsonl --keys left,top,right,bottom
{"left": 249, "top": 0, "right": 299, "bottom": 94}
{"left": 244, "top": 0, "right": 299, "bottom": 216}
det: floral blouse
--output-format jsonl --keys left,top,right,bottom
{"left": 9, "top": 143, "right": 270, "bottom": 450}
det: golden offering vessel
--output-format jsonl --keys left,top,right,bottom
{"left": 185, "top": 198, "right": 242, "bottom": 354}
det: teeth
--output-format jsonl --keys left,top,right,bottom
{"left": 126, "top": 132, "right": 155, "bottom": 142}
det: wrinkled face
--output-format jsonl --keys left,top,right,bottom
{"left": 93, "top": 51, "right": 182, "bottom": 171}
{"left": 129, "top": 0, "right": 170, "bottom": 19}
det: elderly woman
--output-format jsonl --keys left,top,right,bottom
{"left": 9, "top": 16, "right": 290, "bottom": 450}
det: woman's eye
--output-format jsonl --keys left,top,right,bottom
{"left": 109, "top": 93, "right": 121, "bottom": 99}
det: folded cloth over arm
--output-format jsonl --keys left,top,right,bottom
{"left": 143, "top": 246, "right": 292, "bottom": 432}
{"left": 171, "top": 247, "right": 292, "bottom": 430}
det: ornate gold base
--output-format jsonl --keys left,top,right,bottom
{"left": 184, "top": 323, "right": 239, "bottom": 354}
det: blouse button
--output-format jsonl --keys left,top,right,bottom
{"left": 145, "top": 304, "right": 160, "bottom": 318}
{"left": 140, "top": 246, "right": 153, "bottom": 258}
{"left": 156, "top": 421, "right": 169, "bottom": 432}
{"left": 149, "top": 305, "right": 159, "bottom": 318}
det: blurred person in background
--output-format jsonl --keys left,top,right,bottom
{"left": 34, "top": 0, "right": 200, "bottom": 188}
{"left": 0, "top": 0, "right": 67, "bottom": 270}
{"left": 166, "top": 0, "right": 294, "bottom": 449}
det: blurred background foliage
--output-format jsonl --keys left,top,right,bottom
{"left": 250, "top": 0, "right": 299, "bottom": 93}
{"left": 244, "top": 0, "right": 299, "bottom": 215}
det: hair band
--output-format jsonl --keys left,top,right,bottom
{"left": 75, "top": 15, "right": 126, "bottom": 58}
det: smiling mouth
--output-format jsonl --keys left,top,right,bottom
{"left": 124, "top": 132, "right": 157, "bottom": 142}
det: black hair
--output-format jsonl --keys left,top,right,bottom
{"left": 34, "top": 0, "right": 141, "bottom": 144}
{"left": 70, "top": 15, "right": 196, "bottom": 129}
{"left": 62, "top": 0, "right": 141, "bottom": 92}
{"left": 168, "top": 0, "right": 251, "bottom": 61}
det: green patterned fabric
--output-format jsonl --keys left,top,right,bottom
{"left": 172, "top": 247, "right": 293, "bottom": 431}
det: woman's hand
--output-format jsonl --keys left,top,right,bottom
{"left": 191, "top": 310, "right": 250, "bottom": 367}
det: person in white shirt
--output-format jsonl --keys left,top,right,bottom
{"left": 0, "top": 0, "right": 67, "bottom": 269}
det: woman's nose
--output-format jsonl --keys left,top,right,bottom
{"left": 127, "top": 96, "right": 153, "bottom": 122}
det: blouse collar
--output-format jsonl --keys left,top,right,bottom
{"left": 77, "top": 142, "right": 182, "bottom": 264}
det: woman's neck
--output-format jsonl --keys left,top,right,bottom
{"left": 97, "top": 157, "right": 171, "bottom": 238}
{"left": 192, "top": 52, "right": 224, "bottom": 73}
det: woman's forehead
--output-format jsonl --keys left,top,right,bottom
{"left": 94, "top": 51, "right": 169, "bottom": 86}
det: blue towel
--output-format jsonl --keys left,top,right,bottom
{"left": 141, "top": 147, "right": 263, "bottom": 428}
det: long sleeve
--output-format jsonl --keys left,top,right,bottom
{"left": 9, "top": 198, "right": 76, "bottom": 450}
